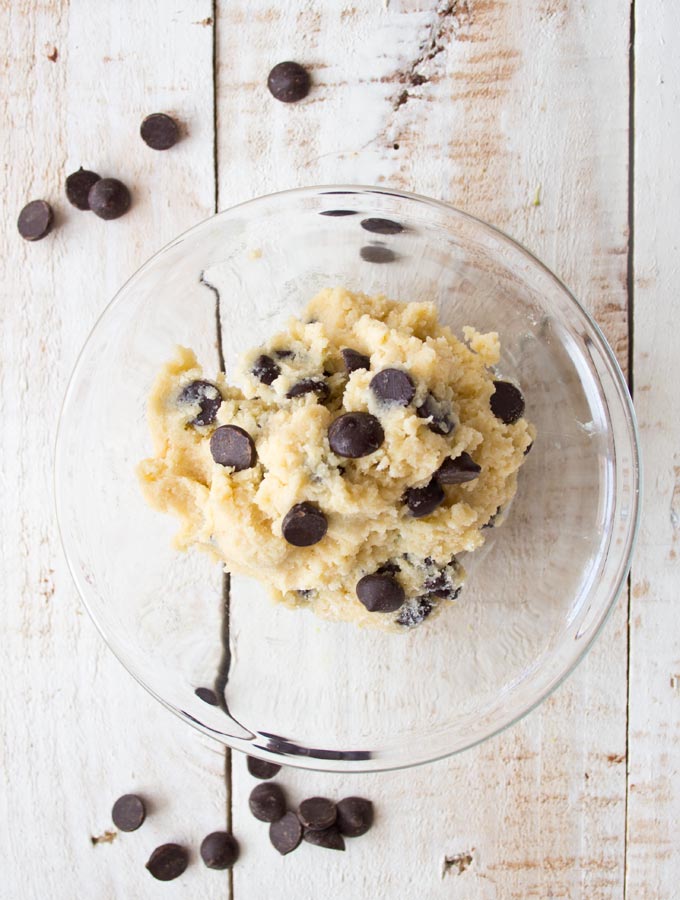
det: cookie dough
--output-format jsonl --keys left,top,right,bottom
{"left": 138, "top": 287, "right": 535, "bottom": 631}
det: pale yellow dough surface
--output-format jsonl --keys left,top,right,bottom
{"left": 138, "top": 288, "right": 534, "bottom": 631}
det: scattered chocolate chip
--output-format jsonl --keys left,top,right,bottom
{"left": 247, "top": 756, "right": 282, "bottom": 780}
{"left": 356, "top": 573, "right": 405, "bottom": 613}
{"left": 416, "top": 393, "right": 455, "bottom": 435}
{"left": 336, "top": 797, "right": 374, "bottom": 837}
{"left": 249, "top": 782, "right": 286, "bottom": 823}
{"left": 140, "top": 113, "right": 180, "bottom": 150}
{"left": 270, "top": 812, "right": 303, "bottom": 855}
{"left": 267, "top": 61, "right": 311, "bottom": 103}
{"left": 341, "top": 348, "right": 370, "bottom": 373}
{"left": 178, "top": 380, "right": 223, "bottom": 426}
{"left": 195, "top": 686, "right": 218, "bottom": 705}
{"left": 403, "top": 480, "right": 445, "bottom": 518}
{"left": 360, "top": 217, "right": 404, "bottom": 235}
{"left": 274, "top": 348, "right": 294, "bottom": 358}
{"left": 17, "top": 200, "right": 53, "bottom": 241}
{"left": 396, "top": 597, "right": 434, "bottom": 627}
{"left": 435, "top": 452, "right": 481, "bottom": 485}
{"left": 360, "top": 245, "right": 397, "bottom": 264}
{"left": 111, "top": 794, "right": 146, "bottom": 832}
{"left": 328, "top": 412, "right": 384, "bottom": 458}
{"left": 282, "top": 502, "right": 328, "bottom": 547}
{"left": 370, "top": 368, "right": 415, "bottom": 406}
{"left": 88, "top": 178, "right": 131, "bottom": 220}
{"left": 199, "top": 831, "right": 239, "bottom": 869}
{"left": 376, "top": 561, "right": 400, "bottom": 576}
{"left": 319, "top": 209, "right": 357, "bottom": 217}
{"left": 252, "top": 354, "right": 280, "bottom": 385}
{"left": 210, "top": 425, "right": 257, "bottom": 470}
{"left": 298, "top": 797, "right": 337, "bottom": 831}
{"left": 145, "top": 844, "right": 188, "bottom": 881}
{"left": 490, "top": 380, "right": 525, "bottom": 425}
{"left": 286, "top": 378, "right": 329, "bottom": 401}
{"left": 65, "top": 168, "right": 101, "bottom": 210}
{"left": 524, "top": 441, "right": 533, "bottom": 455}
{"left": 303, "top": 826, "right": 345, "bottom": 851}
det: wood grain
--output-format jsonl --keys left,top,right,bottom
{"left": 0, "top": 2, "right": 228, "bottom": 897}
{"left": 626, "top": 2, "right": 680, "bottom": 897}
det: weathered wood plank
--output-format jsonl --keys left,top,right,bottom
{"left": 216, "top": 1, "right": 630, "bottom": 898}
{"left": 0, "top": 2, "right": 227, "bottom": 896}
{"left": 626, "top": 2, "right": 680, "bottom": 897}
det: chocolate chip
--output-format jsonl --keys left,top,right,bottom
{"left": 360, "top": 217, "right": 404, "bottom": 235}
{"left": 145, "top": 844, "right": 188, "bottom": 881}
{"left": 178, "top": 380, "right": 223, "bottom": 426}
{"left": 210, "top": 425, "right": 257, "bottom": 470}
{"left": 65, "top": 168, "right": 101, "bottom": 210}
{"left": 270, "top": 812, "right": 303, "bottom": 855}
{"left": 490, "top": 380, "right": 525, "bottom": 425}
{"left": 483, "top": 508, "right": 500, "bottom": 529}
{"left": 320, "top": 209, "right": 357, "bottom": 217}
{"left": 140, "top": 113, "right": 180, "bottom": 150}
{"left": 267, "top": 61, "right": 311, "bottom": 103}
{"left": 416, "top": 393, "right": 455, "bottom": 435}
{"left": 282, "top": 502, "right": 328, "bottom": 547}
{"left": 88, "top": 178, "right": 131, "bottom": 220}
{"left": 286, "top": 378, "right": 329, "bottom": 401}
{"left": 303, "top": 826, "right": 345, "bottom": 851}
{"left": 274, "top": 349, "right": 294, "bottom": 358}
{"left": 298, "top": 797, "right": 337, "bottom": 831}
{"left": 199, "top": 831, "right": 239, "bottom": 869}
{"left": 524, "top": 441, "right": 533, "bottom": 455}
{"left": 336, "top": 797, "right": 374, "bottom": 837}
{"left": 422, "top": 571, "right": 461, "bottom": 600}
{"left": 195, "top": 686, "right": 218, "bottom": 705}
{"left": 328, "top": 412, "right": 384, "bottom": 458}
{"left": 435, "top": 452, "right": 481, "bottom": 485}
{"left": 247, "top": 756, "right": 282, "bottom": 780}
{"left": 17, "top": 200, "right": 53, "bottom": 241}
{"left": 403, "top": 479, "right": 445, "bottom": 518}
{"left": 356, "top": 573, "right": 405, "bottom": 613}
{"left": 370, "top": 368, "right": 415, "bottom": 406}
{"left": 341, "top": 348, "right": 370, "bottom": 373}
{"left": 376, "top": 561, "right": 400, "bottom": 576}
{"left": 249, "top": 782, "right": 286, "bottom": 823}
{"left": 360, "top": 245, "right": 397, "bottom": 264}
{"left": 396, "top": 597, "right": 434, "bottom": 627}
{"left": 111, "top": 794, "right": 146, "bottom": 832}
{"left": 252, "top": 354, "right": 280, "bottom": 385}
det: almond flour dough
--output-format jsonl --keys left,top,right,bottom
{"left": 138, "top": 287, "right": 535, "bottom": 631}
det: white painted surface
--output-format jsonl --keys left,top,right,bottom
{"left": 0, "top": 0, "right": 672, "bottom": 897}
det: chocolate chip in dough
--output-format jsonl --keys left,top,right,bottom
{"left": 252, "top": 354, "right": 280, "bottom": 385}
{"left": 88, "top": 178, "right": 131, "bottom": 220}
{"left": 356, "top": 573, "right": 405, "bottom": 613}
{"left": 336, "top": 797, "right": 374, "bottom": 837}
{"left": 435, "top": 452, "right": 481, "bottom": 485}
{"left": 65, "top": 168, "right": 101, "bottom": 210}
{"left": 282, "top": 502, "right": 328, "bottom": 547}
{"left": 195, "top": 686, "right": 219, "bottom": 706}
{"left": 328, "top": 412, "right": 384, "bottom": 459}
{"left": 370, "top": 368, "right": 415, "bottom": 406}
{"left": 396, "top": 598, "right": 434, "bottom": 628}
{"left": 360, "top": 244, "right": 397, "bottom": 264}
{"left": 360, "top": 217, "right": 404, "bottom": 235}
{"left": 320, "top": 209, "right": 357, "bottom": 217}
{"left": 303, "top": 826, "right": 346, "bottom": 851}
{"left": 249, "top": 782, "right": 286, "bottom": 823}
{"left": 416, "top": 393, "right": 455, "bottom": 436}
{"left": 524, "top": 441, "right": 533, "bottom": 455}
{"left": 210, "top": 425, "right": 257, "bottom": 470}
{"left": 145, "top": 844, "right": 188, "bottom": 881}
{"left": 17, "top": 200, "right": 53, "bottom": 241}
{"left": 341, "top": 348, "right": 370, "bottom": 373}
{"left": 490, "top": 380, "right": 525, "bottom": 425}
{"left": 178, "top": 380, "right": 222, "bottom": 426}
{"left": 199, "top": 831, "right": 239, "bottom": 869}
{"left": 298, "top": 797, "right": 337, "bottom": 831}
{"left": 111, "top": 794, "right": 146, "bottom": 832}
{"left": 422, "top": 571, "right": 461, "bottom": 601}
{"left": 286, "top": 378, "right": 330, "bottom": 401}
{"left": 267, "top": 61, "right": 311, "bottom": 103}
{"left": 403, "top": 479, "right": 445, "bottom": 518}
{"left": 270, "top": 812, "right": 303, "bottom": 855}
{"left": 247, "top": 756, "right": 282, "bottom": 780}
{"left": 140, "top": 113, "right": 180, "bottom": 150}
{"left": 274, "top": 348, "right": 294, "bottom": 359}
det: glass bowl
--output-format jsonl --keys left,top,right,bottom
{"left": 55, "top": 185, "right": 640, "bottom": 772}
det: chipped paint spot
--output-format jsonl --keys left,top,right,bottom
{"left": 91, "top": 830, "right": 117, "bottom": 846}
{"left": 442, "top": 850, "right": 474, "bottom": 877}
{"left": 193, "top": 16, "right": 213, "bottom": 26}
{"left": 606, "top": 753, "right": 625, "bottom": 764}
{"left": 45, "top": 44, "right": 58, "bottom": 62}
{"left": 669, "top": 674, "right": 680, "bottom": 690}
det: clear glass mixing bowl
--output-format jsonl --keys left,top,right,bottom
{"left": 55, "top": 186, "right": 640, "bottom": 771}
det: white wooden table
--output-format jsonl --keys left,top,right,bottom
{"left": 1, "top": 1, "right": 675, "bottom": 897}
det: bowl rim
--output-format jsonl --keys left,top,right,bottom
{"left": 54, "top": 183, "right": 642, "bottom": 772}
